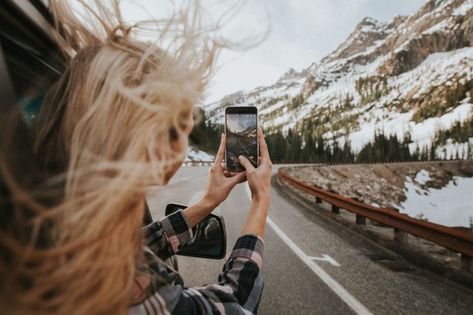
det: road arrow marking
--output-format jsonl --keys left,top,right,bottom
{"left": 244, "top": 183, "right": 373, "bottom": 315}
{"left": 308, "top": 254, "right": 341, "bottom": 267}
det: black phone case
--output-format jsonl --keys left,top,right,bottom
{"left": 224, "top": 107, "right": 259, "bottom": 172}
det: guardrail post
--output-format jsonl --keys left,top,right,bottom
{"left": 331, "top": 205, "right": 340, "bottom": 214}
{"left": 461, "top": 254, "right": 473, "bottom": 273}
{"left": 356, "top": 214, "right": 366, "bottom": 225}
{"left": 394, "top": 228, "right": 408, "bottom": 244}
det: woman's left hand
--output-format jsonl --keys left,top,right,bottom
{"left": 202, "top": 134, "right": 247, "bottom": 208}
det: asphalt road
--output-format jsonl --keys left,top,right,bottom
{"left": 147, "top": 166, "right": 473, "bottom": 315}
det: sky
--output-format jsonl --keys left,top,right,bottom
{"left": 121, "top": 0, "right": 427, "bottom": 103}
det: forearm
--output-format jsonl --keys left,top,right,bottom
{"left": 241, "top": 196, "right": 270, "bottom": 238}
{"left": 133, "top": 235, "right": 265, "bottom": 314}
{"left": 183, "top": 197, "right": 215, "bottom": 227}
{"left": 144, "top": 198, "right": 216, "bottom": 258}
{"left": 143, "top": 209, "right": 193, "bottom": 258}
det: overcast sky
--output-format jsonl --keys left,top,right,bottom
{"left": 122, "top": 0, "right": 427, "bottom": 103}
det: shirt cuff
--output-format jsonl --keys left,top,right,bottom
{"left": 160, "top": 209, "right": 194, "bottom": 254}
{"left": 229, "top": 234, "right": 265, "bottom": 269}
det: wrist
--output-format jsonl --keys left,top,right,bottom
{"left": 251, "top": 195, "right": 270, "bottom": 209}
{"left": 252, "top": 190, "right": 270, "bottom": 204}
{"left": 201, "top": 195, "right": 219, "bottom": 210}
{"left": 184, "top": 197, "right": 216, "bottom": 227}
{"left": 242, "top": 199, "right": 269, "bottom": 238}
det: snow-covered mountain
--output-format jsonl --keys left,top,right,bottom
{"left": 204, "top": 0, "right": 473, "bottom": 159}
{"left": 186, "top": 146, "right": 214, "bottom": 161}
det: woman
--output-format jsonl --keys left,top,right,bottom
{"left": 0, "top": 1, "right": 272, "bottom": 314}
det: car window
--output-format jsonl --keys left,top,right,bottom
{"left": 0, "top": 0, "right": 64, "bottom": 123}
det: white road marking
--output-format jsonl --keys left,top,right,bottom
{"left": 244, "top": 183, "right": 373, "bottom": 315}
{"left": 308, "top": 254, "right": 341, "bottom": 267}
{"left": 169, "top": 175, "right": 194, "bottom": 186}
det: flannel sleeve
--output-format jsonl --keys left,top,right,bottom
{"left": 129, "top": 234, "right": 265, "bottom": 315}
{"left": 143, "top": 209, "right": 194, "bottom": 260}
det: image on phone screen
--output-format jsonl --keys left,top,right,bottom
{"left": 225, "top": 109, "right": 258, "bottom": 172}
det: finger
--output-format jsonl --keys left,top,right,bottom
{"left": 238, "top": 155, "right": 255, "bottom": 172}
{"left": 227, "top": 171, "right": 240, "bottom": 177}
{"left": 230, "top": 171, "right": 247, "bottom": 184}
{"left": 258, "top": 128, "right": 271, "bottom": 164}
{"left": 213, "top": 133, "right": 226, "bottom": 167}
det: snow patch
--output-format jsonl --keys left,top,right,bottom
{"left": 415, "top": 169, "right": 431, "bottom": 185}
{"left": 399, "top": 174, "right": 473, "bottom": 227}
{"left": 186, "top": 146, "right": 214, "bottom": 161}
{"left": 452, "top": 0, "right": 473, "bottom": 16}
{"left": 423, "top": 20, "right": 451, "bottom": 35}
{"left": 435, "top": 138, "right": 473, "bottom": 160}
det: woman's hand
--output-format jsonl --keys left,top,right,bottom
{"left": 238, "top": 127, "right": 272, "bottom": 238}
{"left": 202, "top": 134, "right": 247, "bottom": 208}
{"left": 238, "top": 128, "right": 272, "bottom": 203}
{"left": 184, "top": 134, "right": 246, "bottom": 228}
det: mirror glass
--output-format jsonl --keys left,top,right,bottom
{"left": 165, "top": 203, "right": 226, "bottom": 259}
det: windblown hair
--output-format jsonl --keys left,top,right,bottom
{"left": 0, "top": 1, "right": 220, "bottom": 314}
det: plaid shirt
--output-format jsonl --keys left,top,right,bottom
{"left": 129, "top": 210, "right": 264, "bottom": 315}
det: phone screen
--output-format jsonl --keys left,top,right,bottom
{"left": 225, "top": 108, "right": 258, "bottom": 172}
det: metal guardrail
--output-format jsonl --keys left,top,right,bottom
{"left": 183, "top": 160, "right": 214, "bottom": 167}
{"left": 183, "top": 160, "right": 468, "bottom": 167}
{"left": 277, "top": 167, "right": 473, "bottom": 272}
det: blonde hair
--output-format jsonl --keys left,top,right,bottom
{"left": 0, "top": 1, "right": 221, "bottom": 314}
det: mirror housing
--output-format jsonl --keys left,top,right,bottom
{"left": 165, "top": 203, "right": 227, "bottom": 259}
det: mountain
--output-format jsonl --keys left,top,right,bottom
{"left": 203, "top": 0, "right": 473, "bottom": 160}
{"left": 231, "top": 127, "right": 257, "bottom": 139}
{"left": 186, "top": 146, "right": 214, "bottom": 162}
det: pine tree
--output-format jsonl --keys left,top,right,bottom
{"left": 429, "top": 145, "right": 436, "bottom": 161}
{"left": 342, "top": 138, "right": 354, "bottom": 163}
{"left": 316, "top": 136, "right": 325, "bottom": 163}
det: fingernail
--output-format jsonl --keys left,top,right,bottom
{"left": 238, "top": 155, "right": 243, "bottom": 160}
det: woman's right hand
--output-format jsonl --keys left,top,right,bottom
{"left": 238, "top": 128, "right": 272, "bottom": 238}
{"left": 238, "top": 128, "right": 272, "bottom": 203}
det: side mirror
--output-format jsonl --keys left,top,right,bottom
{"left": 165, "top": 203, "right": 227, "bottom": 259}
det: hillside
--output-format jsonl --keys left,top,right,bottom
{"left": 203, "top": 0, "right": 473, "bottom": 161}
{"left": 286, "top": 161, "right": 473, "bottom": 228}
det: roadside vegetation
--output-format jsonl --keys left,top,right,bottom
{"left": 191, "top": 116, "right": 473, "bottom": 164}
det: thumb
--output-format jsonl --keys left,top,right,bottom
{"left": 238, "top": 155, "right": 255, "bottom": 171}
{"left": 230, "top": 171, "right": 247, "bottom": 185}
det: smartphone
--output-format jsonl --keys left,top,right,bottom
{"left": 225, "top": 106, "right": 259, "bottom": 172}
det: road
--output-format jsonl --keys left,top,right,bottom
{"left": 146, "top": 166, "right": 473, "bottom": 315}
